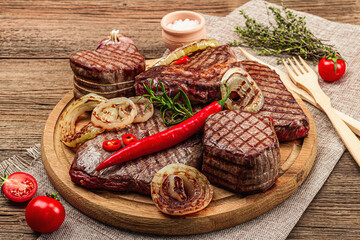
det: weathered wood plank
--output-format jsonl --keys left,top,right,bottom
{"left": 0, "top": 0, "right": 359, "bottom": 59}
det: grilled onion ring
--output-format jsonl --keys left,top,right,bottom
{"left": 59, "top": 93, "right": 107, "bottom": 148}
{"left": 220, "top": 67, "right": 264, "bottom": 113}
{"left": 129, "top": 96, "right": 154, "bottom": 123}
{"left": 151, "top": 163, "right": 213, "bottom": 216}
{"left": 91, "top": 97, "right": 137, "bottom": 130}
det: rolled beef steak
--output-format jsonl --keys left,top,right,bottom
{"left": 202, "top": 110, "right": 280, "bottom": 194}
{"left": 69, "top": 110, "right": 203, "bottom": 195}
{"left": 235, "top": 60, "right": 310, "bottom": 141}
{"left": 70, "top": 43, "right": 145, "bottom": 98}
{"left": 134, "top": 45, "right": 238, "bottom": 104}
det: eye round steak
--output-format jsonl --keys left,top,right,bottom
{"left": 202, "top": 110, "right": 280, "bottom": 194}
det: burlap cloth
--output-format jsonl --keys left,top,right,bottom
{"left": 1, "top": 0, "right": 359, "bottom": 239}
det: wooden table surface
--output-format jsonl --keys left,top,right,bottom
{"left": 1, "top": 0, "right": 359, "bottom": 239}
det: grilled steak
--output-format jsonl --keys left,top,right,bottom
{"left": 70, "top": 43, "right": 145, "bottom": 84}
{"left": 69, "top": 109, "right": 203, "bottom": 195}
{"left": 234, "top": 60, "right": 310, "bottom": 141}
{"left": 202, "top": 110, "right": 280, "bottom": 194}
{"left": 134, "top": 45, "right": 238, "bottom": 104}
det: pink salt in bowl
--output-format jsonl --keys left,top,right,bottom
{"left": 161, "top": 11, "right": 206, "bottom": 51}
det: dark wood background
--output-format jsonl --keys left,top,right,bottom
{"left": 0, "top": 0, "right": 359, "bottom": 239}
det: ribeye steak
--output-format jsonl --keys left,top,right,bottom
{"left": 134, "top": 45, "right": 238, "bottom": 104}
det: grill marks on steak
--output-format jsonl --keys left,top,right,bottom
{"left": 70, "top": 43, "right": 145, "bottom": 84}
{"left": 69, "top": 110, "right": 203, "bottom": 195}
{"left": 235, "top": 60, "right": 310, "bottom": 141}
{"left": 202, "top": 110, "right": 280, "bottom": 194}
{"left": 134, "top": 45, "right": 238, "bottom": 104}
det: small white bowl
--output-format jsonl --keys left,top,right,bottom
{"left": 161, "top": 11, "right": 206, "bottom": 51}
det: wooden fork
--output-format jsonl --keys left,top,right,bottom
{"left": 283, "top": 57, "right": 360, "bottom": 167}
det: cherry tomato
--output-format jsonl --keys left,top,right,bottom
{"left": 173, "top": 56, "right": 189, "bottom": 65}
{"left": 122, "top": 134, "right": 138, "bottom": 146}
{"left": 318, "top": 53, "right": 346, "bottom": 82}
{"left": 25, "top": 193, "right": 65, "bottom": 233}
{"left": 102, "top": 139, "right": 122, "bottom": 151}
{"left": 1, "top": 172, "right": 37, "bottom": 202}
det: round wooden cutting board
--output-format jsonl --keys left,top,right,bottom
{"left": 42, "top": 88, "right": 317, "bottom": 235}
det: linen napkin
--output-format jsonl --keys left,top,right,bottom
{"left": 1, "top": 0, "right": 359, "bottom": 239}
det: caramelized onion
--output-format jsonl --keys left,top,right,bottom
{"left": 220, "top": 67, "right": 264, "bottom": 113}
{"left": 151, "top": 163, "right": 213, "bottom": 216}
{"left": 59, "top": 93, "right": 107, "bottom": 148}
{"left": 129, "top": 96, "right": 154, "bottom": 123}
{"left": 91, "top": 97, "right": 137, "bottom": 130}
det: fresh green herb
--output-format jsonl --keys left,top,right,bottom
{"left": 140, "top": 79, "right": 194, "bottom": 126}
{"left": 229, "top": 3, "right": 339, "bottom": 63}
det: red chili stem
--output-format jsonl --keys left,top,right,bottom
{"left": 96, "top": 85, "right": 229, "bottom": 171}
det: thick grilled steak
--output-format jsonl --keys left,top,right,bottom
{"left": 69, "top": 110, "right": 203, "bottom": 195}
{"left": 202, "top": 110, "right": 280, "bottom": 194}
{"left": 234, "top": 60, "right": 310, "bottom": 141}
{"left": 70, "top": 43, "right": 145, "bottom": 84}
{"left": 134, "top": 45, "right": 238, "bottom": 104}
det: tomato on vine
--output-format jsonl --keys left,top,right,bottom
{"left": 318, "top": 53, "right": 346, "bottom": 82}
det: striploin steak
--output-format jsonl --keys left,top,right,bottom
{"left": 69, "top": 109, "right": 203, "bottom": 195}
{"left": 235, "top": 60, "right": 310, "bottom": 141}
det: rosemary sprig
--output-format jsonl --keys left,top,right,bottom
{"left": 140, "top": 79, "right": 194, "bottom": 126}
{"left": 229, "top": 4, "right": 339, "bottom": 64}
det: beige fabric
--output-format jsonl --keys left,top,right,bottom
{"left": 1, "top": 0, "right": 359, "bottom": 239}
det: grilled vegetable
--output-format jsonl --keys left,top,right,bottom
{"left": 173, "top": 56, "right": 189, "bottom": 65}
{"left": 151, "top": 163, "right": 213, "bottom": 216}
{"left": 91, "top": 97, "right": 137, "bottom": 130}
{"left": 220, "top": 67, "right": 264, "bottom": 113}
{"left": 95, "top": 84, "right": 230, "bottom": 171}
{"left": 151, "top": 39, "right": 219, "bottom": 67}
{"left": 59, "top": 93, "right": 107, "bottom": 148}
{"left": 129, "top": 96, "right": 154, "bottom": 123}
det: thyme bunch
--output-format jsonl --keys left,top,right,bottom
{"left": 141, "top": 79, "right": 194, "bottom": 126}
{"left": 229, "top": 4, "right": 338, "bottom": 63}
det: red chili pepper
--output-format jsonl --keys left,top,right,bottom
{"left": 173, "top": 56, "right": 189, "bottom": 65}
{"left": 122, "top": 134, "right": 138, "bottom": 146}
{"left": 266, "top": 116, "right": 274, "bottom": 125}
{"left": 96, "top": 85, "right": 230, "bottom": 171}
{"left": 102, "top": 139, "right": 122, "bottom": 152}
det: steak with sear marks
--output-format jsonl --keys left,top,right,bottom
{"left": 69, "top": 109, "right": 203, "bottom": 195}
{"left": 234, "top": 60, "right": 310, "bottom": 141}
{"left": 202, "top": 110, "right": 280, "bottom": 194}
{"left": 70, "top": 43, "right": 145, "bottom": 85}
{"left": 134, "top": 45, "right": 238, "bottom": 104}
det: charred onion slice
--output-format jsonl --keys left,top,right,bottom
{"left": 91, "top": 97, "right": 137, "bottom": 130}
{"left": 59, "top": 93, "right": 108, "bottom": 148}
{"left": 151, "top": 39, "right": 219, "bottom": 67}
{"left": 129, "top": 96, "right": 154, "bottom": 123}
{"left": 220, "top": 67, "right": 264, "bottom": 113}
{"left": 151, "top": 163, "right": 213, "bottom": 216}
